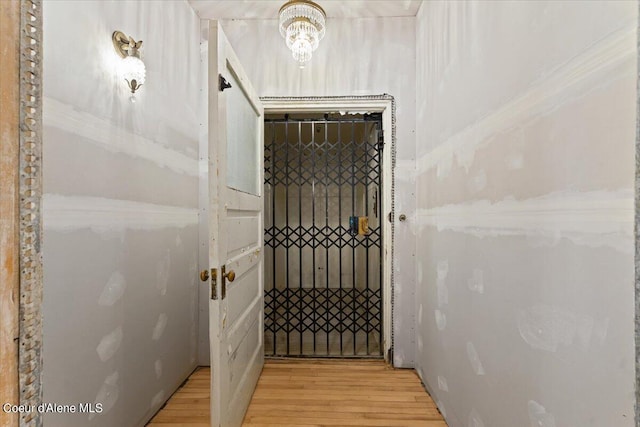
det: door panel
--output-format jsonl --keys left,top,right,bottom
{"left": 206, "top": 20, "right": 264, "bottom": 427}
{"left": 225, "top": 70, "right": 261, "bottom": 196}
{"left": 226, "top": 215, "right": 260, "bottom": 257}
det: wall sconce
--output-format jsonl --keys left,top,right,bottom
{"left": 112, "top": 30, "right": 146, "bottom": 102}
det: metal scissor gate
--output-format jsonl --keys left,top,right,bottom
{"left": 264, "top": 113, "right": 383, "bottom": 357}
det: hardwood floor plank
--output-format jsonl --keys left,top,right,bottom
{"left": 147, "top": 360, "right": 448, "bottom": 427}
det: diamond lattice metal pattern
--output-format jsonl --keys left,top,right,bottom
{"left": 264, "top": 114, "right": 383, "bottom": 357}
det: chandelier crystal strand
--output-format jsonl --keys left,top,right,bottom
{"left": 279, "top": 0, "right": 326, "bottom": 67}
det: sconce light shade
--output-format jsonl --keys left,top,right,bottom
{"left": 112, "top": 30, "right": 145, "bottom": 101}
{"left": 120, "top": 56, "right": 146, "bottom": 93}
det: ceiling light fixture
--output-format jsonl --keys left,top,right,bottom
{"left": 278, "top": 0, "right": 326, "bottom": 68}
{"left": 112, "top": 30, "right": 146, "bottom": 103}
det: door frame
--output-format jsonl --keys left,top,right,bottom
{"left": 1, "top": 1, "right": 44, "bottom": 426}
{"left": 260, "top": 95, "right": 395, "bottom": 363}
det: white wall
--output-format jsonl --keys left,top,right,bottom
{"left": 220, "top": 17, "right": 417, "bottom": 367}
{"left": 414, "top": 1, "right": 637, "bottom": 426}
{"left": 42, "top": 1, "right": 201, "bottom": 425}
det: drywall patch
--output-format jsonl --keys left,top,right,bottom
{"left": 154, "top": 360, "right": 162, "bottom": 379}
{"left": 525, "top": 233, "right": 562, "bottom": 249}
{"left": 44, "top": 97, "right": 199, "bottom": 176}
{"left": 437, "top": 260, "right": 449, "bottom": 279}
{"left": 90, "top": 372, "right": 119, "bottom": 420}
{"left": 505, "top": 129, "right": 525, "bottom": 170}
{"left": 415, "top": 190, "right": 633, "bottom": 254}
{"left": 467, "top": 269, "right": 484, "bottom": 294}
{"left": 437, "top": 375, "right": 449, "bottom": 392}
{"left": 415, "top": 24, "right": 636, "bottom": 177}
{"left": 418, "top": 304, "right": 423, "bottom": 325}
{"left": 437, "top": 284, "right": 448, "bottom": 308}
{"left": 98, "top": 271, "right": 126, "bottom": 306}
{"left": 152, "top": 313, "right": 168, "bottom": 341}
{"left": 43, "top": 194, "right": 199, "bottom": 231}
{"left": 468, "top": 408, "right": 485, "bottom": 427}
{"left": 151, "top": 389, "right": 166, "bottom": 409}
{"left": 468, "top": 169, "right": 487, "bottom": 193}
{"left": 395, "top": 279, "right": 403, "bottom": 295}
{"left": 528, "top": 400, "right": 556, "bottom": 427}
{"left": 395, "top": 159, "right": 416, "bottom": 182}
{"left": 466, "top": 342, "right": 485, "bottom": 375}
{"left": 436, "top": 152, "right": 454, "bottom": 180}
{"left": 437, "top": 260, "right": 449, "bottom": 307}
{"left": 518, "top": 305, "right": 574, "bottom": 352}
{"left": 505, "top": 151, "right": 524, "bottom": 170}
{"left": 417, "top": 335, "right": 424, "bottom": 351}
{"left": 437, "top": 400, "right": 447, "bottom": 418}
{"left": 435, "top": 309, "right": 447, "bottom": 331}
{"left": 394, "top": 348, "right": 405, "bottom": 367}
{"left": 96, "top": 326, "right": 123, "bottom": 362}
{"left": 157, "top": 250, "right": 171, "bottom": 296}
{"left": 190, "top": 256, "right": 199, "bottom": 287}
{"left": 517, "top": 305, "right": 603, "bottom": 352}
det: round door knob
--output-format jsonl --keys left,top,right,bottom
{"left": 224, "top": 270, "right": 236, "bottom": 282}
{"left": 200, "top": 269, "right": 210, "bottom": 282}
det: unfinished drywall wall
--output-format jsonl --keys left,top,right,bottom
{"left": 216, "top": 17, "right": 417, "bottom": 367}
{"left": 414, "top": 1, "right": 637, "bottom": 426}
{"left": 42, "top": 1, "right": 200, "bottom": 426}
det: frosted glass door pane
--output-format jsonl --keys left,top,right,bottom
{"left": 225, "top": 69, "right": 260, "bottom": 195}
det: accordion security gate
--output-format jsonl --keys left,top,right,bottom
{"left": 264, "top": 113, "right": 384, "bottom": 357}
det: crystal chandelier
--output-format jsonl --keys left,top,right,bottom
{"left": 278, "top": 0, "right": 326, "bottom": 67}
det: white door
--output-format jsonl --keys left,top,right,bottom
{"left": 205, "top": 20, "right": 264, "bottom": 427}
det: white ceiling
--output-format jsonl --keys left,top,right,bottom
{"left": 188, "top": 0, "right": 422, "bottom": 19}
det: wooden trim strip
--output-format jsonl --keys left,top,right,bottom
{"left": 0, "top": 1, "right": 22, "bottom": 426}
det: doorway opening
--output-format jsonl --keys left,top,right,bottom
{"left": 260, "top": 96, "right": 395, "bottom": 361}
{"left": 264, "top": 112, "right": 383, "bottom": 357}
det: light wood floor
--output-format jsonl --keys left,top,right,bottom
{"left": 147, "top": 359, "right": 448, "bottom": 427}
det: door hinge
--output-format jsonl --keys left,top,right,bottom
{"left": 211, "top": 268, "right": 218, "bottom": 300}
{"left": 219, "top": 74, "right": 232, "bottom": 92}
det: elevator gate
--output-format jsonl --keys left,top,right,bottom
{"left": 264, "top": 113, "right": 383, "bottom": 357}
